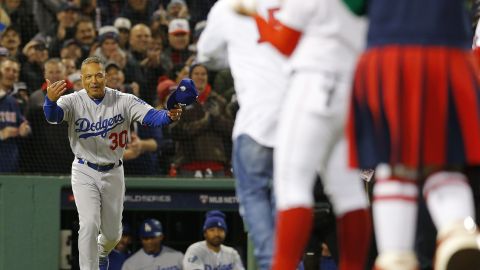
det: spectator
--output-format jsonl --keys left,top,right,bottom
{"left": 0, "top": 47, "right": 9, "bottom": 62}
{"left": 127, "top": 23, "right": 166, "bottom": 105}
{"left": 45, "top": 2, "right": 80, "bottom": 57}
{"left": 128, "top": 23, "right": 151, "bottom": 63}
{"left": 94, "top": 26, "right": 127, "bottom": 69}
{"left": 122, "top": 218, "right": 183, "bottom": 270}
{"left": 119, "top": 0, "right": 160, "bottom": 26}
{"left": 72, "top": 0, "right": 98, "bottom": 25}
{"left": 1, "top": 0, "right": 38, "bottom": 46}
{"left": 0, "top": 71, "right": 31, "bottom": 172}
{"left": 114, "top": 17, "right": 132, "bottom": 50}
{"left": 108, "top": 223, "right": 133, "bottom": 270}
{"left": 0, "top": 26, "right": 21, "bottom": 59}
{"left": 33, "top": 0, "right": 67, "bottom": 35}
{"left": 68, "top": 71, "right": 82, "bottom": 91}
{"left": 123, "top": 122, "right": 163, "bottom": 175}
{"left": 20, "top": 39, "right": 49, "bottom": 91}
{"left": 60, "top": 39, "right": 83, "bottom": 65}
{"left": 0, "top": 94, "right": 30, "bottom": 172}
{"left": 73, "top": 17, "right": 97, "bottom": 59}
{"left": 0, "top": 58, "right": 28, "bottom": 112}
{"left": 23, "top": 58, "right": 74, "bottom": 173}
{"left": 170, "top": 64, "right": 233, "bottom": 178}
{"left": 166, "top": 0, "right": 189, "bottom": 21}
{"left": 62, "top": 57, "right": 77, "bottom": 76}
{"left": 162, "top": 18, "right": 192, "bottom": 69}
{"left": 183, "top": 210, "right": 244, "bottom": 270}
{"left": 98, "top": 0, "right": 126, "bottom": 26}
{"left": 105, "top": 62, "right": 138, "bottom": 96}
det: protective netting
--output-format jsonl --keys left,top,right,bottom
{"left": 0, "top": 0, "right": 237, "bottom": 177}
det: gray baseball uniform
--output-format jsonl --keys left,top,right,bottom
{"left": 51, "top": 87, "right": 157, "bottom": 270}
{"left": 183, "top": 241, "right": 244, "bottom": 270}
{"left": 121, "top": 245, "right": 183, "bottom": 270}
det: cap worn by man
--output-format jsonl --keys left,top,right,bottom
{"left": 98, "top": 26, "right": 119, "bottom": 43}
{"left": 114, "top": 17, "right": 132, "bottom": 31}
{"left": 203, "top": 210, "right": 228, "bottom": 232}
{"left": 168, "top": 18, "right": 190, "bottom": 35}
{"left": 139, "top": 219, "right": 163, "bottom": 238}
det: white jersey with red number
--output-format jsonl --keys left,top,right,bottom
{"left": 278, "top": 0, "right": 367, "bottom": 72}
{"left": 55, "top": 87, "right": 152, "bottom": 164}
{"left": 197, "top": 0, "right": 287, "bottom": 147}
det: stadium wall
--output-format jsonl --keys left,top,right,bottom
{"left": 0, "top": 176, "right": 253, "bottom": 270}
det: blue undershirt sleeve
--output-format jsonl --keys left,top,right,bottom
{"left": 142, "top": 109, "right": 172, "bottom": 127}
{"left": 43, "top": 95, "right": 64, "bottom": 124}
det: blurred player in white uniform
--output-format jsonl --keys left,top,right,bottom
{"left": 234, "top": 0, "right": 372, "bottom": 269}
{"left": 196, "top": 0, "right": 288, "bottom": 269}
{"left": 43, "top": 56, "right": 184, "bottom": 270}
{"left": 183, "top": 211, "right": 244, "bottom": 270}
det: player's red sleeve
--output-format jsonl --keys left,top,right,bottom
{"left": 254, "top": 14, "right": 302, "bottom": 57}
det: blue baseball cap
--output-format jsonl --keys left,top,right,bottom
{"left": 166, "top": 78, "right": 199, "bottom": 110}
{"left": 203, "top": 210, "right": 227, "bottom": 232}
{"left": 139, "top": 219, "right": 163, "bottom": 238}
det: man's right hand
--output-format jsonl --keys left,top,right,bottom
{"left": 0, "top": 126, "right": 19, "bottom": 140}
{"left": 46, "top": 79, "right": 67, "bottom": 102}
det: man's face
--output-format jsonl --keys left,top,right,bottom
{"left": 62, "top": 58, "right": 77, "bottom": 75}
{"left": 204, "top": 227, "right": 225, "bottom": 248}
{"left": 141, "top": 235, "right": 163, "bottom": 254}
{"left": 81, "top": 62, "right": 106, "bottom": 99}
{"left": 168, "top": 32, "right": 189, "bottom": 50}
{"left": 191, "top": 65, "right": 208, "bottom": 91}
{"left": 105, "top": 67, "right": 123, "bottom": 89}
{"left": 60, "top": 44, "right": 82, "bottom": 61}
{"left": 167, "top": 3, "right": 184, "bottom": 18}
{"left": 0, "top": 30, "right": 21, "bottom": 51}
{"left": 57, "top": 10, "right": 79, "bottom": 28}
{"left": 101, "top": 39, "right": 119, "bottom": 58}
{"left": 0, "top": 60, "right": 19, "bottom": 88}
{"left": 44, "top": 62, "right": 66, "bottom": 83}
{"left": 129, "top": 25, "right": 151, "bottom": 53}
{"left": 75, "top": 22, "right": 96, "bottom": 45}
{"left": 27, "top": 44, "right": 49, "bottom": 64}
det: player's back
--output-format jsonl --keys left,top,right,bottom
{"left": 367, "top": 0, "right": 471, "bottom": 48}
{"left": 197, "top": 0, "right": 288, "bottom": 147}
{"left": 277, "top": 0, "right": 367, "bottom": 72}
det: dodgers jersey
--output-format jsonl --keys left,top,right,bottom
{"left": 183, "top": 241, "right": 244, "bottom": 270}
{"left": 53, "top": 87, "right": 153, "bottom": 164}
{"left": 197, "top": 0, "right": 288, "bottom": 147}
{"left": 121, "top": 245, "right": 183, "bottom": 270}
{"left": 277, "top": 0, "right": 367, "bottom": 71}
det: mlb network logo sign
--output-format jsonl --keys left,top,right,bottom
{"left": 199, "top": 194, "right": 238, "bottom": 204}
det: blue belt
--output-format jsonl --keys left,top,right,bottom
{"left": 77, "top": 158, "right": 122, "bottom": 172}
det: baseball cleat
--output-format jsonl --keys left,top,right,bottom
{"left": 99, "top": 255, "right": 109, "bottom": 270}
{"left": 434, "top": 219, "right": 480, "bottom": 270}
{"left": 373, "top": 251, "right": 419, "bottom": 270}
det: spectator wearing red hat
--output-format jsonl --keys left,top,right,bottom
{"left": 162, "top": 18, "right": 193, "bottom": 70}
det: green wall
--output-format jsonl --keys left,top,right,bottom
{"left": 0, "top": 176, "right": 255, "bottom": 270}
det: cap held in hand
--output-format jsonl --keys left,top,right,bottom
{"left": 166, "top": 78, "right": 199, "bottom": 110}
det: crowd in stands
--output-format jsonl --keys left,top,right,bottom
{"left": 0, "top": 0, "right": 237, "bottom": 177}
